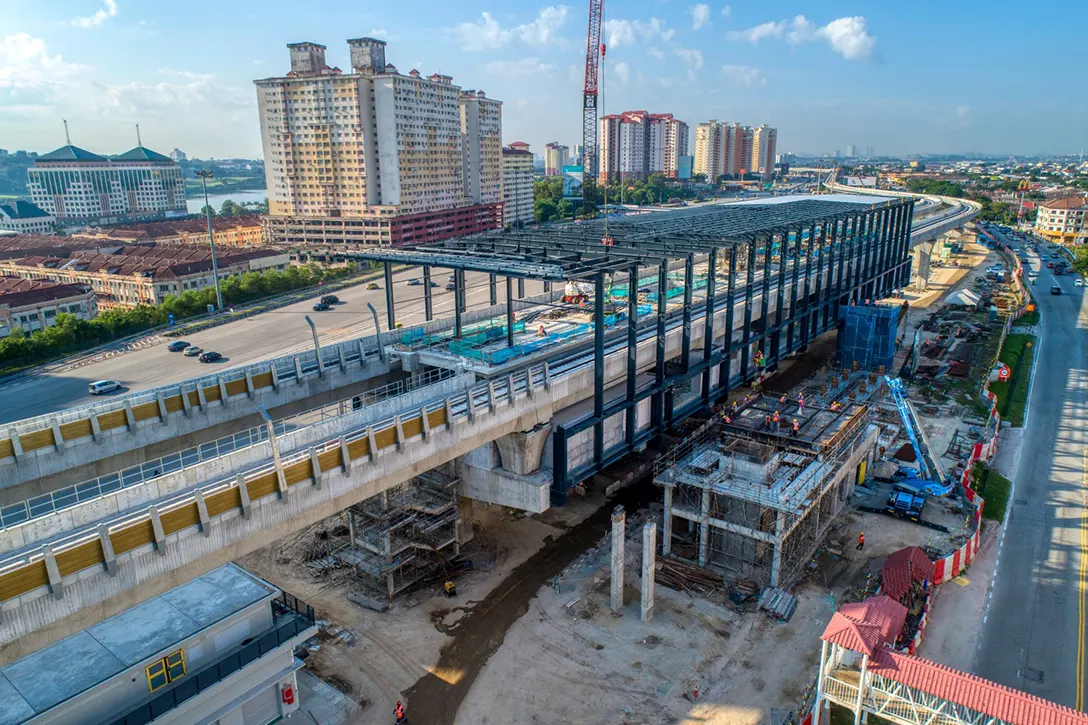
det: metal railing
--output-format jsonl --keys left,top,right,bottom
{"left": 0, "top": 368, "right": 458, "bottom": 529}
{"left": 108, "top": 592, "right": 315, "bottom": 725}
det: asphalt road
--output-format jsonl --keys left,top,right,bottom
{"left": 0, "top": 269, "right": 544, "bottom": 425}
{"left": 973, "top": 231, "right": 1087, "bottom": 707}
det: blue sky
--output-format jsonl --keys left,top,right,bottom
{"left": 2, "top": 1, "right": 1086, "bottom": 160}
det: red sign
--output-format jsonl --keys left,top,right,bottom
{"left": 282, "top": 684, "right": 295, "bottom": 705}
{"left": 998, "top": 367, "right": 1010, "bottom": 382}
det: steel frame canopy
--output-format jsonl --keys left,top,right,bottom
{"left": 346, "top": 198, "right": 896, "bottom": 281}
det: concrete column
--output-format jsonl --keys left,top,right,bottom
{"left": 98, "top": 524, "right": 117, "bottom": 576}
{"left": 90, "top": 415, "right": 101, "bottom": 440}
{"left": 641, "top": 522, "right": 656, "bottom": 622}
{"left": 506, "top": 374, "right": 516, "bottom": 404}
{"left": 270, "top": 365, "right": 280, "bottom": 390}
{"left": 50, "top": 419, "right": 64, "bottom": 450}
{"left": 42, "top": 545, "right": 63, "bottom": 600}
{"left": 487, "top": 381, "right": 496, "bottom": 412}
{"left": 237, "top": 474, "right": 252, "bottom": 519}
{"left": 181, "top": 387, "right": 192, "bottom": 415}
{"left": 194, "top": 490, "right": 211, "bottom": 536}
{"left": 854, "top": 653, "right": 869, "bottom": 725}
{"left": 217, "top": 377, "right": 228, "bottom": 403}
{"left": 420, "top": 407, "right": 431, "bottom": 439}
{"left": 149, "top": 506, "right": 166, "bottom": 554}
{"left": 6, "top": 429, "right": 21, "bottom": 459}
{"left": 393, "top": 415, "right": 404, "bottom": 450}
{"left": 123, "top": 400, "right": 136, "bottom": 430}
{"left": 338, "top": 347, "right": 347, "bottom": 372}
{"left": 458, "top": 497, "right": 475, "bottom": 544}
{"left": 309, "top": 447, "right": 323, "bottom": 488}
{"left": 155, "top": 392, "right": 168, "bottom": 423}
{"left": 196, "top": 385, "right": 208, "bottom": 409}
{"left": 366, "top": 426, "right": 378, "bottom": 461}
{"left": 662, "top": 487, "right": 673, "bottom": 555}
{"left": 339, "top": 437, "right": 352, "bottom": 474}
{"left": 770, "top": 511, "right": 785, "bottom": 587}
{"left": 294, "top": 356, "right": 304, "bottom": 382}
{"left": 697, "top": 489, "right": 710, "bottom": 567}
{"left": 611, "top": 505, "right": 626, "bottom": 613}
{"left": 245, "top": 370, "right": 255, "bottom": 397}
{"left": 444, "top": 398, "right": 454, "bottom": 428}
{"left": 543, "top": 361, "right": 551, "bottom": 389}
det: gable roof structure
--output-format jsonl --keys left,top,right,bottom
{"left": 882, "top": 546, "right": 936, "bottom": 600}
{"left": 111, "top": 146, "right": 175, "bottom": 163}
{"left": 36, "top": 145, "right": 109, "bottom": 163}
{"left": 0, "top": 201, "right": 51, "bottom": 220}
{"left": 821, "top": 594, "right": 907, "bottom": 655}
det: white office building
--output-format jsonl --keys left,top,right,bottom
{"left": 502, "top": 142, "right": 534, "bottom": 228}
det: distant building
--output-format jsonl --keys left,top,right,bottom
{"left": 544, "top": 142, "right": 570, "bottom": 177}
{"left": 694, "top": 121, "right": 773, "bottom": 179}
{"left": 0, "top": 276, "right": 97, "bottom": 338}
{"left": 0, "top": 200, "right": 55, "bottom": 235}
{"left": 169, "top": 147, "right": 187, "bottom": 162}
{"left": 0, "top": 244, "right": 288, "bottom": 310}
{"left": 561, "top": 165, "right": 583, "bottom": 198}
{"left": 1036, "top": 196, "right": 1088, "bottom": 245}
{"left": 256, "top": 38, "right": 503, "bottom": 247}
{"left": 502, "top": 142, "right": 534, "bottom": 228}
{"left": 598, "top": 111, "right": 689, "bottom": 182}
{"left": 847, "top": 144, "right": 857, "bottom": 158}
{"left": 750, "top": 125, "right": 778, "bottom": 181}
{"left": 677, "top": 155, "right": 694, "bottom": 180}
{"left": 0, "top": 564, "right": 316, "bottom": 725}
{"left": 72, "top": 214, "right": 266, "bottom": 248}
{"left": 26, "top": 140, "right": 187, "bottom": 226}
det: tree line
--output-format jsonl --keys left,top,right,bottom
{"left": 0, "top": 263, "right": 356, "bottom": 372}
{"left": 532, "top": 173, "right": 699, "bottom": 223}
{"left": 198, "top": 198, "right": 270, "bottom": 218}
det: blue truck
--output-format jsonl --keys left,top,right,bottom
{"left": 885, "top": 491, "right": 926, "bottom": 522}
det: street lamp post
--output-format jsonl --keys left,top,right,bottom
{"left": 196, "top": 169, "right": 224, "bottom": 312}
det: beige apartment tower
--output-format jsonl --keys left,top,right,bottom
{"left": 256, "top": 38, "right": 503, "bottom": 246}
{"left": 693, "top": 121, "right": 777, "bottom": 181}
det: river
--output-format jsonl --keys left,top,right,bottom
{"left": 185, "top": 189, "right": 267, "bottom": 214}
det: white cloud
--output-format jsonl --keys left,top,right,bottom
{"left": 0, "top": 34, "right": 90, "bottom": 90}
{"left": 722, "top": 64, "right": 766, "bottom": 86}
{"left": 71, "top": 0, "right": 118, "bottom": 28}
{"left": 369, "top": 28, "right": 389, "bottom": 38}
{"left": 691, "top": 4, "right": 711, "bottom": 31}
{"left": 649, "top": 46, "right": 665, "bottom": 60}
{"left": 721, "top": 5, "right": 732, "bottom": 19}
{"left": 815, "top": 16, "right": 877, "bottom": 61}
{"left": 484, "top": 57, "right": 556, "bottom": 77}
{"left": 614, "top": 61, "right": 630, "bottom": 84}
{"left": 450, "top": 6, "right": 569, "bottom": 51}
{"left": 675, "top": 47, "right": 703, "bottom": 79}
{"left": 727, "top": 15, "right": 878, "bottom": 60}
{"left": 603, "top": 17, "right": 672, "bottom": 48}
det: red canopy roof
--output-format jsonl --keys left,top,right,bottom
{"left": 882, "top": 546, "right": 935, "bottom": 599}
{"left": 820, "top": 595, "right": 907, "bottom": 655}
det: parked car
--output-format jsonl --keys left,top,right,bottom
{"left": 366, "top": 282, "right": 380, "bottom": 290}
{"left": 1076, "top": 277, "right": 1085, "bottom": 287}
{"left": 88, "top": 380, "right": 121, "bottom": 395}
{"left": 198, "top": 351, "right": 222, "bottom": 363}
{"left": 183, "top": 346, "right": 203, "bottom": 357}
{"left": 430, "top": 281, "right": 440, "bottom": 288}
{"left": 445, "top": 282, "right": 456, "bottom": 291}
{"left": 321, "top": 294, "right": 339, "bottom": 304}
{"left": 313, "top": 301, "right": 331, "bottom": 311}
{"left": 885, "top": 491, "right": 925, "bottom": 522}
{"left": 1051, "top": 285, "right": 1063, "bottom": 296}
{"left": 448, "top": 274, "right": 456, "bottom": 283}
{"left": 167, "top": 340, "right": 190, "bottom": 352}
{"left": 407, "top": 278, "right": 422, "bottom": 286}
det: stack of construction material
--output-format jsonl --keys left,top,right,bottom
{"left": 656, "top": 558, "right": 723, "bottom": 595}
{"left": 759, "top": 587, "right": 798, "bottom": 622}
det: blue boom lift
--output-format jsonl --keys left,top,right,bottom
{"left": 884, "top": 377, "right": 952, "bottom": 497}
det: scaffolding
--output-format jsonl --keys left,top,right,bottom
{"left": 340, "top": 465, "right": 461, "bottom": 598}
{"left": 655, "top": 375, "right": 882, "bottom": 588}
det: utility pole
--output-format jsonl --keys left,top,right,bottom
{"left": 196, "top": 169, "right": 224, "bottom": 312}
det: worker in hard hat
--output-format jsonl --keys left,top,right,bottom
{"left": 538, "top": 324, "right": 547, "bottom": 337}
{"left": 444, "top": 580, "right": 457, "bottom": 598}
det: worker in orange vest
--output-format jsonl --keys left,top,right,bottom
{"left": 537, "top": 324, "right": 546, "bottom": 337}
{"left": 856, "top": 532, "right": 865, "bottom": 551}
{"left": 394, "top": 700, "right": 407, "bottom": 723}
{"left": 792, "top": 418, "right": 800, "bottom": 433}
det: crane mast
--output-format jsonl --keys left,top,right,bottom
{"left": 581, "top": 0, "right": 604, "bottom": 217}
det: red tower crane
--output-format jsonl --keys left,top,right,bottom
{"left": 581, "top": 0, "right": 604, "bottom": 217}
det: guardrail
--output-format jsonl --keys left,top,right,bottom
{"left": 0, "top": 367, "right": 455, "bottom": 529}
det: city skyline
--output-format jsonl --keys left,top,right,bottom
{"left": 1, "top": 1, "right": 1086, "bottom": 160}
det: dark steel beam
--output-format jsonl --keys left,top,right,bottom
{"left": 423, "top": 265, "right": 433, "bottom": 321}
{"left": 702, "top": 248, "right": 717, "bottom": 403}
{"left": 383, "top": 262, "right": 395, "bottom": 330}
{"left": 682, "top": 254, "right": 694, "bottom": 372}
{"left": 489, "top": 273, "right": 498, "bottom": 306}
{"left": 626, "top": 263, "right": 639, "bottom": 446}
{"left": 593, "top": 271, "right": 605, "bottom": 466}
{"left": 506, "top": 276, "right": 515, "bottom": 348}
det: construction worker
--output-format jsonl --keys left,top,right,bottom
{"left": 798, "top": 393, "right": 805, "bottom": 413}
{"left": 444, "top": 580, "right": 457, "bottom": 598}
{"left": 537, "top": 324, "right": 547, "bottom": 337}
{"left": 772, "top": 410, "right": 780, "bottom": 429}
{"left": 779, "top": 394, "right": 788, "bottom": 405}
{"left": 856, "top": 532, "right": 865, "bottom": 551}
{"left": 394, "top": 701, "right": 407, "bottom": 724}
{"left": 792, "top": 418, "right": 800, "bottom": 434}
{"left": 764, "top": 414, "right": 772, "bottom": 429}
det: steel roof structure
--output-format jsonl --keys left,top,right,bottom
{"left": 348, "top": 197, "right": 902, "bottom": 280}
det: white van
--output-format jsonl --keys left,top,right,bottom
{"left": 88, "top": 380, "right": 121, "bottom": 395}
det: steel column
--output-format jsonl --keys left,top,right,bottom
{"left": 423, "top": 265, "right": 433, "bottom": 321}
{"left": 681, "top": 254, "right": 694, "bottom": 372}
{"left": 518, "top": 278, "right": 525, "bottom": 299}
{"left": 383, "top": 262, "right": 395, "bottom": 330}
{"left": 759, "top": 233, "right": 773, "bottom": 370}
{"left": 702, "top": 248, "right": 717, "bottom": 402}
{"left": 489, "top": 273, "right": 498, "bottom": 306}
{"left": 506, "top": 276, "right": 515, "bottom": 347}
{"left": 719, "top": 245, "right": 737, "bottom": 390}
{"left": 454, "top": 270, "right": 463, "bottom": 339}
{"left": 802, "top": 223, "right": 816, "bottom": 348}
{"left": 652, "top": 259, "right": 668, "bottom": 429}
{"left": 457, "top": 268, "right": 467, "bottom": 312}
{"left": 626, "top": 263, "right": 639, "bottom": 445}
{"left": 740, "top": 238, "right": 756, "bottom": 382}
{"left": 772, "top": 229, "right": 789, "bottom": 363}
{"left": 786, "top": 225, "right": 802, "bottom": 353}
{"left": 593, "top": 271, "right": 605, "bottom": 466}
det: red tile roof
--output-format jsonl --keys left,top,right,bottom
{"left": 820, "top": 613, "right": 886, "bottom": 655}
{"left": 820, "top": 595, "right": 907, "bottom": 655}
{"left": 870, "top": 649, "right": 1088, "bottom": 725}
{"left": 882, "top": 546, "right": 935, "bottom": 600}
{"left": 1043, "top": 196, "right": 1088, "bottom": 211}
{"left": 0, "top": 277, "right": 91, "bottom": 308}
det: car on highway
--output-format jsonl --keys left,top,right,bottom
{"left": 1076, "top": 278, "right": 1086, "bottom": 288}
{"left": 885, "top": 491, "right": 925, "bottom": 522}
{"left": 406, "top": 279, "right": 422, "bottom": 286}
{"left": 167, "top": 340, "right": 190, "bottom": 352}
{"left": 183, "top": 346, "right": 203, "bottom": 357}
{"left": 430, "top": 281, "right": 439, "bottom": 288}
{"left": 88, "top": 380, "right": 122, "bottom": 395}
{"left": 320, "top": 294, "right": 339, "bottom": 305}
{"left": 198, "top": 351, "right": 222, "bottom": 363}
{"left": 1046, "top": 262, "right": 1056, "bottom": 269}
{"left": 448, "top": 274, "right": 456, "bottom": 283}
{"left": 366, "top": 282, "right": 380, "bottom": 290}
{"left": 1051, "top": 285, "right": 1062, "bottom": 296}
{"left": 445, "top": 282, "right": 456, "bottom": 291}
{"left": 312, "top": 301, "right": 331, "bottom": 311}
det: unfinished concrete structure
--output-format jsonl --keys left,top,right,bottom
{"left": 655, "top": 373, "right": 883, "bottom": 587}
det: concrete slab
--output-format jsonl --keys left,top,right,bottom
{"left": 86, "top": 596, "right": 200, "bottom": 666}
{"left": 2, "top": 632, "right": 124, "bottom": 714}
{"left": 160, "top": 565, "right": 275, "bottom": 628}
{"left": 0, "top": 674, "right": 36, "bottom": 725}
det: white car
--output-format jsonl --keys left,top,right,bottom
{"left": 88, "top": 380, "right": 121, "bottom": 395}
{"left": 1076, "top": 278, "right": 1085, "bottom": 288}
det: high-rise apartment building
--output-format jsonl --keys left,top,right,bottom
{"left": 598, "top": 111, "right": 688, "bottom": 182}
{"left": 502, "top": 142, "right": 534, "bottom": 228}
{"left": 846, "top": 144, "right": 857, "bottom": 158}
{"left": 750, "top": 125, "right": 777, "bottom": 181}
{"left": 256, "top": 38, "right": 503, "bottom": 247}
{"left": 544, "top": 143, "right": 569, "bottom": 177}
{"left": 26, "top": 142, "right": 187, "bottom": 226}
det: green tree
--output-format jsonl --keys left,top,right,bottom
{"left": 219, "top": 199, "right": 245, "bottom": 216}
{"left": 534, "top": 197, "right": 558, "bottom": 223}
{"left": 199, "top": 204, "right": 216, "bottom": 218}
{"left": 692, "top": 173, "right": 708, "bottom": 183}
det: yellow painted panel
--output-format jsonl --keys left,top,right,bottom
{"left": 347, "top": 438, "right": 369, "bottom": 461}
{"left": 251, "top": 372, "right": 274, "bottom": 390}
{"left": 224, "top": 379, "right": 247, "bottom": 397}
{"left": 56, "top": 540, "right": 104, "bottom": 578}
{"left": 0, "top": 562, "right": 49, "bottom": 602}
{"left": 161, "top": 504, "right": 200, "bottom": 536}
{"left": 0, "top": 439, "right": 13, "bottom": 459}
{"left": 164, "top": 395, "right": 185, "bottom": 414}
{"left": 205, "top": 488, "right": 241, "bottom": 518}
{"left": 247, "top": 473, "right": 278, "bottom": 500}
{"left": 59, "top": 419, "right": 93, "bottom": 442}
{"left": 19, "top": 429, "right": 54, "bottom": 453}
{"left": 132, "top": 402, "right": 160, "bottom": 422}
{"left": 373, "top": 427, "right": 396, "bottom": 451}
{"left": 186, "top": 390, "right": 201, "bottom": 408}
{"left": 97, "top": 410, "right": 127, "bottom": 432}
{"left": 111, "top": 521, "right": 155, "bottom": 556}
{"left": 427, "top": 408, "right": 447, "bottom": 429}
{"left": 284, "top": 460, "right": 312, "bottom": 487}
{"left": 203, "top": 384, "right": 222, "bottom": 403}
{"left": 402, "top": 417, "right": 422, "bottom": 440}
{"left": 318, "top": 449, "right": 341, "bottom": 472}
